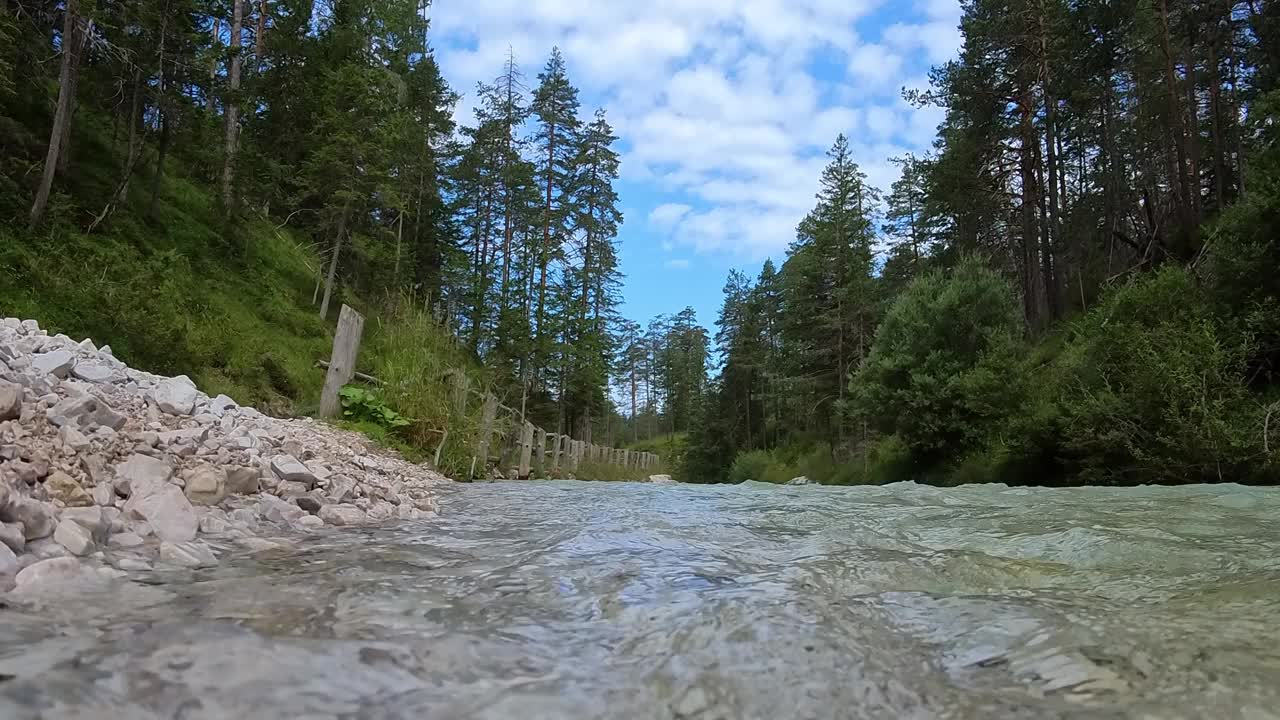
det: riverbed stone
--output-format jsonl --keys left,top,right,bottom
{"left": 1, "top": 498, "right": 55, "bottom": 539}
{"left": 71, "top": 362, "right": 118, "bottom": 384}
{"left": 114, "top": 453, "right": 172, "bottom": 497}
{"left": 0, "top": 380, "right": 21, "bottom": 421}
{"left": 45, "top": 470, "right": 93, "bottom": 507}
{"left": 159, "top": 540, "right": 218, "bottom": 568}
{"left": 91, "top": 483, "right": 115, "bottom": 506}
{"left": 325, "top": 474, "right": 357, "bottom": 503}
{"left": 270, "top": 454, "right": 317, "bottom": 487}
{"left": 296, "top": 514, "right": 325, "bottom": 530}
{"left": 92, "top": 401, "right": 128, "bottom": 430}
{"left": 183, "top": 464, "right": 227, "bottom": 506}
{"left": 124, "top": 484, "right": 197, "bottom": 542}
{"left": 0, "top": 542, "right": 17, "bottom": 577}
{"left": 154, "top": 376, "right": 198, "bottom": 415}
{"left": 47, "top": 395, "right": 97, "bottom": 427}
{"left": 108, "top": 532, "right": 144, "bottom": 548}
{"left": 61, "top": 506, "right": 106, "bottom": 540}
{"left": 14, "top": 556, "right": 85, "bottom": 590}
{"left": 53, "top": 519, "right": 95, "bottom": 556}
{"left": 58, "top": 424, "right": 91, "bottom": 453}
{"left": 258, "top": 495, "right": 306, "bottom": 525}
{"left": 32, "top": 350, "right": 75, "bottom": 378}
{"left": 277, "top": 480, "right": 309, "bottom": 498}
{"left": 225, "top": 466, "right": 260, "bottom": 495}
{"left": 0, "top": 521, "right": 24, "bottom": 553}
{"left": 366, "top": 500, "right": 397, "bottom": 522}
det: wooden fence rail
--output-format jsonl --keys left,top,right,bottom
{"left": 320, "top": 303, "right": 661, "bottom": 480}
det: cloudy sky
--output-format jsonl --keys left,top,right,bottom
{"left": 428, "top": 0, "right": 963, "bottom": 330}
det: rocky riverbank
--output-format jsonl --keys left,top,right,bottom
{"left": 0, "top": 318, "right": 449, "bottom": 592}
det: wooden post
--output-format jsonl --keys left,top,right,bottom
{"left": 569, "top": 440, "right": 580, "bottom": 472}
{"left": 319, "top": 304, "right": 365, "bottom": 419}
{"left": 533, "top": 427, "right": 546, "bottom": 477}
{"left": 475, "top": 394, "right": 498, "bottom": 478}
{"left": 550, "top": 434, "right": 561, "bottom": 473}
{"left": 518, "top": 422, "right": 534, "bottom": 479}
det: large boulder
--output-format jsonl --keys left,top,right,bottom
{"left": 31, "top": 350, "right": 75, "bottom": 378}
{"left": 318, "top": 504, "right": 368, "bottom": 527}
{"left": 0, "top": 380, "right": 21, "bottom": 421}
{"left": 183, "top": 464, "right": 227, "bottom": 506}
{"left": 114, "top": 453, "right": 172, "bottom": 497}
{"left": 124, "top": 485, "right": 197, "bottom": 543}
{"left": 45, "top": 471, "right": 94, "bottom": 507}
{"left": 13, "top": 557, "right": 87, "bottom": 590}
{"left": 270, "top": 454, "right": 318, "bottom": 487}
{"left": 0, "top": 499, "right": 55, "bottom": 539}
{"left": 786, "top": 476, "right": 815, "bottom": 486}
{"left": 0, "top": 542, "right": 17, "bottom": 577}
{"left": 648, "top": 474, "right": 675, "bottom": 484}
{"left": 325, "top": 474, "right": 357, "bottom": 503}
{"left": 224, "top": 466, "right": 260, "bottom": 495}
{"left": 53, "top": 519, "right": 95, "bottom": 556}
{"left": 153, "top": 376, "right": 198, "bottom": 416}
{"left": 71, "top": 362, "right": 119, "bottom": 384}
{"left": 0, "top": 521, "right": 24, "bottom": 553}
{"left": 46, "top": 395, "right": 97, "bottom": 427}
{"left": 60, "top": 506, "right": 107, "bottom": 541}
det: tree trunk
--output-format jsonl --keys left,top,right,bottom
{"left": 319, "top": 201, "right": 352, "bottom": 321}
{"left": 29, "top": 0, "right": 83, "bottom": 229}
{"left": 221, "top": 0, "right": 244, "bottom": 215}
{"left": 536, "top": 114, "right": 556, "bottom": 365}
{"left": 150, "top": 9, "right": 171, "bottom": 217}
{"left": 1184, "top": 25, "right": 1202, "bottom": 224}
{"left": 1158, "top": 0, "right": 1193, "bottom": 233}
{"left": 1017, "top": 72, "right": 1042, "bottom": 330}
{"left": 207, "top": 17, "right": 221, "bottom": 112}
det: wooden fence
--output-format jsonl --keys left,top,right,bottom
{"left": 320, "top": 304, "right": 660, "bottom": 480}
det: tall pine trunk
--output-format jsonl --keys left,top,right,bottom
{"left": 29, "top": 0, "right": 83, "bottom": 229}
{"left": 221, "top": 0, "right": 244, "bottom": 216}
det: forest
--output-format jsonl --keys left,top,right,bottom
{"left": 0, "top": 0, "right": 708, "bottom": 472}
{"left": 682, "top": 0, "right": 1280, "bottom": 486}
{"left": 5, "top": 0, "right": 1280, "bottom": 486}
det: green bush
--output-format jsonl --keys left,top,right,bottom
{"left": 1053, "top": 267, "right": 1270, "bottom": 484}
{"left": 340, "top": 385, "right": 411, "bottom": 429}
{"left": 728, "top": 449, "right": 773, "bottom": 483}
{"left": 850, "top": 256, "right": 1029, "bottom": 468}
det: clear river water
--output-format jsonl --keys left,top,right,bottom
{"left": 2, "top": 480, "right": 1279, "bottom": 719}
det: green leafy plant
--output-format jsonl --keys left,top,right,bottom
{"left": 339, "top": 385, "right": 411, "bottom": 430}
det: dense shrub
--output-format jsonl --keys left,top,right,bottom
{"left": 850, "top": 256, "right": 1029, "bottom": 467}
{"left": 1053, "top": 267, "right": 1270, "bottom": 484}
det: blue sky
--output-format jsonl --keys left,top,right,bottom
{"left": 428, "top": 0, "right": 963, "bottom": 334}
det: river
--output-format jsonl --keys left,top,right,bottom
{"left": 2, "top": 480, "right": 1279, "bottom": 719}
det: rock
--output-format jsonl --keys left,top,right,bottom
{"left": 258, "top": 495, "right": 306, "bottom": 525}
{"left": 786, "top": 476, "right": 815, "bottom": 486}
{"left": 270, "top": 454, "right": 318, "bottom": 487}
{"left": 58, "top": 424, "right": 91, "bottom": 453}
{"left": 0, "top": 498, "right": 55, "bottom": 539}
{"left": 225, "top": 466, "right": 260, "bottom": 495}
{"left": 294, "top": 492, "right": 325, "bottom": 514}
{"left": 14, "top": 557, "right": 85, "bottom": 590}
{"left": 53, "top": 519, "right": 95, "bottom": 556}
{"left": 153, "top": 375, "right": 198, "bottom": 415}
{"left": 0, "top": 542, "right": 17, "bottom": 577}
{"left": 199, "top": 513, "right": 230, "bottom": 534}
{"left": 124, "top": 485, "right": 197, "bottom": 542}
{"left": 237, "top": 537, "right": 290, "bottom": 553}
{"left": 92, "top": 401, "right": 128, "bottom": 430}
{"left": 47, "top": 395, "right": 97, "bottom": 427}
{"left": 92, "top": 483, "right": 115, "bottom": 506}
{"left": 19, "top": 319, "right": 39, "bottom": 333}
{"left": 182, "top": 464, "right": 227, "bottom": 506}
{"left": 26, "top": 537, "right": 70, "bottom": 559}
{"left": 648, "top": 474, "right": 675, "bottom": 484}
{"left": 366, "top": 500, "right": 397, "bottom": 522}
{"left": 71, "top": 362, "right": 118, "bottom": 383}
{"left": 0, "top": 521, "right": 24, "bottom": 553}
{"left": 318, "top": 504, "right": 368, "bottom": 527}
{"left": 296, "top": 514, "right": 325, "bottom": 530}
{"left": 32, "top": 350, "right": 75, "bottom": 378}
{"left": 61, "top": 506, "right": 107, "bottom": 540}
{"left": 210, "top": 394, "right": 238, "bottom": 416}
{"left": 11, "top": 459, "right": 47, "bottom": 484}
{"left": 158, "top": 427, "right": 209, "bottom": 446}
{"left": 78, "top": 452, "right": 107, "bottom": 482}
{"left": 102, "top": 506, "right": 125, "bottom": 532}
{"left": 325, "top": 474, "right": 357, "bottom": 503}
{"left": 45, "top": 470, "right": 94, "bottom": 507}
{"left": 0, "top": 380, "right": 21, "bottom": 421}
{"left": 107, "top": 532, "right": 144, "bottom": 548}
{"left": 159, "top": 540, "right": 218, "bottom": 568}
{"left": 114, "top": 453, "right": 172, "bottom": 497}
{"left": 277, "top": 480, "right": 309, "bottom": 498}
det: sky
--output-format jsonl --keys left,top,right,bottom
{"left": 428, "top": 0, "right": 964, "bottom": 333}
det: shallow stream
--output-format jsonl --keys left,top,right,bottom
{"left": 2, "top": 480, "right": 1279, "bottom": 719}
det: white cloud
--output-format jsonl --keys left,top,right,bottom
{"left": 430, "top": 0, "right": 964, "bottom": 261}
